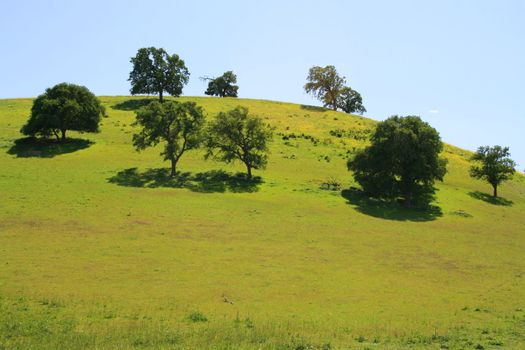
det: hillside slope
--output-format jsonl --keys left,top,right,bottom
{"left": 0, "top": 96, "right": 524, "bottom": 349}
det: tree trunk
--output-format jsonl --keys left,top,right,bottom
{"left": 328, "top": 89, "right": 338, "bottom": 111}
{"left": 403, "top": 191, "right": 412, "bottom": 208}
{"left": 170, "top": 158, "right": 177, "bottom": 177}
{"left": 246, "top": 164, "right": 252, "bottom": 179}
{"left": 61, "top": 129, "right": 66, "bottom": 142}
{"left": 493, "top": 184, "right": 498, "bottom": 198}
{"left": 159, "top": 91, "right": 164, "bottom": 103}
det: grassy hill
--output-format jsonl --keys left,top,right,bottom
{"left": 0, "top": 96, "right": 524, "bottom": 349}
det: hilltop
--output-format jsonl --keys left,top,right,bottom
{"left": 0, "top": 96, "right": 524, "bottom": 349}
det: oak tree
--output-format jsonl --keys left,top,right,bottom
{"left": 204, "top": 71, "right": 239, "bottom": 97}
{"left": 348, "top": 116, "right": 447, "bottom": 207}
{"left": 206, "top": 107, "right": 272, "bottom": 179}
{"left": 129, "top": 47, "right": 190, "bottom": 102}
{"left": 304, "top": 65, "right": 366, "bottom": 114}
{"left": 469, "top": 146, "right": 516, "bottom": 197}
{"left": 21, "top": 83, "right": 104, "bottom": 142}
{"left": 133, "top": 100, "right": 205, "bottom": 176}
{"left": 337, "top": 87, "right": 366, "bottom": 114}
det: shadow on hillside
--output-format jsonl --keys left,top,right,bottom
{"left": 469, "top": 191, "right": 513, "bottom": 206}
{"left": 7, "top": 137, "right": 93, "bottom": 158}
{"left": 107, "top": 168, "right": 262, "bottom": 193}
{"left": 341, "top": 188, "right": 442, "bottom": 222}
{"left": 300, "top": 105, "right": 328, "bottom": 112}
{"left": 111, "top": 98, "right": 157, "bottom": 111}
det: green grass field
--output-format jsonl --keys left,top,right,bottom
{"left": 1, "top": 96, "right": 524, "bottom": 349}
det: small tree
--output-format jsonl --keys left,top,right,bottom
{"left": 348, "top": 116, "right": 447, "bottom": 207}
{"left": 337, "top": 87, "right": 366, "bottom": 114}
{"left": 304, "top": 65, "right": 366, "bottom": 114}
{"left": 132, "top": 101, "right": 205, "bottom": 177}
{"left": 129, "top": 47, "right": 190, "bottom": 102}
{"left": 206, "top": 106, "right": 273, "bottom": 179}
{"left": 21, "top": 83, "right": 104, "bottom": 142}
{"left": 469, "top": 146, "right": 516, "bottom": 197}
{"left": 204, "top": 71, "right": 239, "bottom": 97}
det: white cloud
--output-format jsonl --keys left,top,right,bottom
{"left": 429, "top": 109, "right": 439, "bottom": 114}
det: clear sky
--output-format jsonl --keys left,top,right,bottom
{"left": 1, "top": 0, "right": 524, "bottom": 168}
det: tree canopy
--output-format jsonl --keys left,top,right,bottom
{"left": 21, "top": 83, "right": 104, "bottom": 142}
{"left": 304, "top": 65, "right": 366, "bottom": 114}
{"left": 347, "top": 115, "right": 447, "bottom": 207}
{"left": 204, "top": 71, "right": 239, "bottom": 97}
{"left": 336, "top": 87, "right": 366, "bottom": 114}
{"left": 132, "top": 100, "right": 205, "bottom": 176}
{"left": 469, "top": 146, "right": 516, "bottom": 197}
{"left": 206, "top": 106, "right": 273, "bottom": 179}
{"left": 129, "top": 47, "right": 190, "bottom": 102}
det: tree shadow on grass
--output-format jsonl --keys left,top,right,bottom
{"left": 341, "top": 188, "right": 442, "bottom": 222}
{"left": 111, "top": 98, "right": 157, "bottom": 111}
{"left": 7, "top": 137, "right": 93, "bottom": 158}
{"left": 469, "top": 191, "right": 513, "bottom": 206}
{"left": 107, "top": 168, "right": 262, "bottom": 193}
{"left": 300, "top": 104, "right": 328, "bottom": 112}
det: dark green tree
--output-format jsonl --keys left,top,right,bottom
{"left": 21, "top": 83, "right": 104, "bottom": 142}
{"left": 348, "top": 116, "right": 447, "bottom": 207}
{"left": 304, "top": 65, "right": 366, "bottom": 114}
{"left": 337, "top": 87, "right": 366, "bottom": 114}
{"left": 206, "top": 106, "right": 273, "bottom": 179}
{"left": 132, "top": 100, "right": 205, "bottom": 177}
{"left": 129, "top": 47, "right": 190, "bottom": 102}
{"left": 204, "top": 71, "right": 239, "bottom": 97}
{"left": 469, "top": 146, "right": 516, "bottom": 197}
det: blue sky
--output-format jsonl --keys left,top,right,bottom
{"left": 1, "top": 0, "right": 524, "bottom": 168}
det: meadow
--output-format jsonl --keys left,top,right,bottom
{"left": 0, "top": 96, "right": 524, "bottom": 349}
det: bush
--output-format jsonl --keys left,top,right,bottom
{"left": 320, "top": 177, "right": 342, "bottom": 191}
{"left": 186, "top": 311, "right": 207, "bottom": 323}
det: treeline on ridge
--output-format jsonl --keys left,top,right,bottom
{"left": 17, "top": 46, "right": 518, "bottom": 208}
